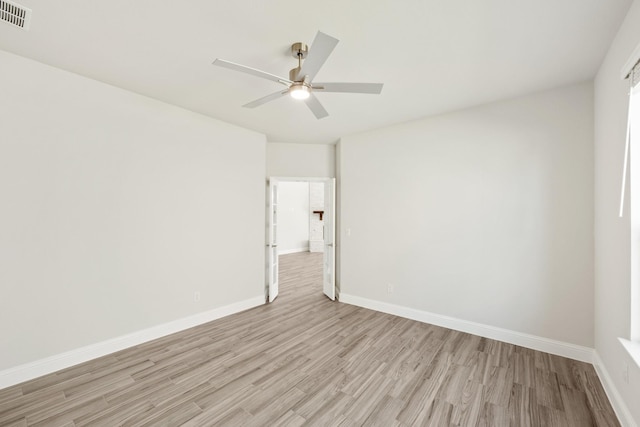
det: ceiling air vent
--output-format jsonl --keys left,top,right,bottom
{"left": 0, "top": 0, "right": 31, "bottom": 30}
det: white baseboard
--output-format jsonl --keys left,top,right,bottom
{"left": 593, "top": 352, "right": 637, "bottom": 427}
{"left": 0, "top": 296, "right": 265, "bottom": 389}
{"left": 339, "top": 293, "right": 594, "bottom": 363}
{"left": 278, "top": 247, "right": 309, "bottom": 255}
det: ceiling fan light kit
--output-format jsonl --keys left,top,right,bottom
{"left": 289, "top": 83, "right": 310, "bottom": 100}
{"left": 212, "top": 31, "right": 383, "bottom": 119}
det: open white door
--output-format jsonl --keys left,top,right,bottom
{"left": 323, "top": 178, "right": 336, "bottom": 300}
{"left": 268, "top": 179, "right": 279, "bottom": 302}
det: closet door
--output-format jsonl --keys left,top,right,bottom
{"left": 323, "top": 178, "right": 336, "bottom": 300}
{"left": 267, "top": 179, "right": 279, "bottom": 302}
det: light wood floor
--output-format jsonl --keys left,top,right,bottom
{"left": 0, "top": 252, "right": 620, "bottom": 426}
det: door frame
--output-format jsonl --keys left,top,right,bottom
{"left": 265, "top": 176, "right": 336, "bottom": 302}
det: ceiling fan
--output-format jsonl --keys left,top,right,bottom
{"left": 212, "top": 31, "right": 384, "bottom": 119}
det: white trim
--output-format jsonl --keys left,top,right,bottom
{"left": 278, "top": 246, "right": 309, "bottom": 255}
{"left": 269, "top": 176, "right": 333, "bottom": 182}
{"left": 0, "top": 296, "right": 265, "bottom": 389}
{"left": 619, "top": 338, "right": 640, "bottom": 369}
{"left": 621, "top": 41, "right": 640, "bottom": 80}
{"left": 593, "top": 352, "right": 637, "bottom": 427}
{"left": 339, "top": 293, "right": 593, "bottom": 363}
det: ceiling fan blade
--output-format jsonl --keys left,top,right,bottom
{"left": 243, "top": 90, "right": 289, "bottom": 108}
{"left": 213, "top": 59, "right": 292, "bottom": 86}
{"left": 313, "top": 82, "right": 384, "bottom": 94}
{"left": 296, "top": 31, "right": 339, "bottom": 81}
{"left": 305, "top": 94, "right": 329, "bottom": 119}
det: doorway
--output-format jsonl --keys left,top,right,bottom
{"left": 266, "top": 177, "right": 335, "bottom": 303}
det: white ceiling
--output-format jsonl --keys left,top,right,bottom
{"left": 0, "top": 0, "right": 632, "bottom": 144}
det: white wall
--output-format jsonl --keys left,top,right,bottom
{"left": 339, "top": 82, "right": 594, "bottom": 347}
{"left": 277, "top": 182, "right": 310, "bottom": 254}
{"left": 0, "top": 50, "right": 266, "bottom": 372}
{"left": 594, "top": 0, "right": 640, "bottom": 424}
{"left": 267, "top": 142, "right": 335, "bottom": 177}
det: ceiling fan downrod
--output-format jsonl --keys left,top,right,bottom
{"left": 289, "top": 42, "right": 308, "bottom": 82}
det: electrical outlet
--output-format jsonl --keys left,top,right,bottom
{"left": 194, "top": 291, "right": 201, "bottom": 302}
{"left": 623, "top": 363, "right": 629, "bottom": 384}
{"left": 387, "top": 283, "right": 394, "bottom": 294}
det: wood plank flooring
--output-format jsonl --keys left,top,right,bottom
{"left": 0, "top": 252, "right": 620, "bottom": 426}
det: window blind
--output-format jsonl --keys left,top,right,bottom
{"left": 632, "top": 61, "right": 640, "bottom": 88}
{"left": 619, "top": 61, "right": 640, "bottom": 217}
